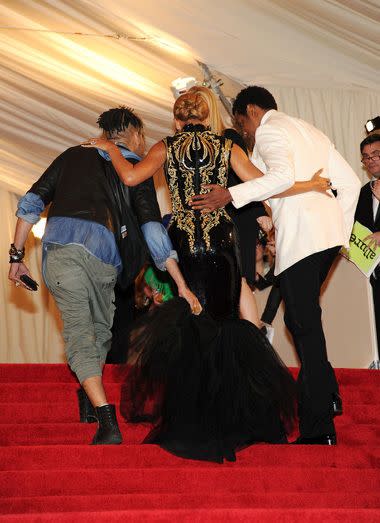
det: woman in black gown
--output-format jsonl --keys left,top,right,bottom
{"left": 188, "top": 85, "right": 267, "bottom": 325}
{"left": 83, "top": 92, "right": 296, "bottom": 462}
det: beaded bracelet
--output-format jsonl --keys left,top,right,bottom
{"left": 9, "top": 243, "right": 25, "bottom": 263}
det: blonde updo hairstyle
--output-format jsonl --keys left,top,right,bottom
{"left": 188, "top": 86, "right": 225, "bottom": 135}
{"left": 173, "top": 91, "right": 209, "bottom": 123}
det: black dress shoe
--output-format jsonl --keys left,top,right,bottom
{"left": 293, "top": 434, "right": 337, "bottom": 445}
{"left": 332, "top": 393, "right": 343, "bottom": 417}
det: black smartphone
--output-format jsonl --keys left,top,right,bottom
{"left": 20, "top": 274, "right": 39, "bottom": 291}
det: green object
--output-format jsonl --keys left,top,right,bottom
{"left": 341, "top": 221, "right": 380, "bottom": 277}
{"left": 144, "top": 266, "right": 174, "bottom": 302}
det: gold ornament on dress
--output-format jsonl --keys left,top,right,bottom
{"left": 164, "top": 130, "right": 232, "bottom": 253}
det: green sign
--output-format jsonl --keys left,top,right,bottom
{"left": 341, "top": 221, "right": 380, "bottom": 277}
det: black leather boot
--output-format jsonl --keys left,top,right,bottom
{"left": 92, "top": 404, "right": 122, "bottom": 445}
{"left": 77, "top": 388, "right": 97, "bottom": 423}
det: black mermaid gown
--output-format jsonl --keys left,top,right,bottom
{"left": 121, "top": 124, "right": 296, "bottom": 462}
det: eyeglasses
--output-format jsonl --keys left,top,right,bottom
{"left": 361, "top": 154, "right": 380, "bottom": 164}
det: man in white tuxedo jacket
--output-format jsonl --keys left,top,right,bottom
{"left": 191, "top": 86, "right": 361, "bottom": 445}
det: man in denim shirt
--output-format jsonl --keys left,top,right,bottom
{"left": 8, "top": 107, "right": 183, "bottom": 445}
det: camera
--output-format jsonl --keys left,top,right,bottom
{"left": 365, "top": 116, "right": 380, "bottom": 134}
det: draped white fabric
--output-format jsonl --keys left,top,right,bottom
{"left": 1, "top": 0, "right": 379, "bottom": 363}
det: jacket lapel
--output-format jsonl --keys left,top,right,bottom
{"left": 363, "top": 183, "right": 375, "bottom": 229}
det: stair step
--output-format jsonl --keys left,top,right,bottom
{"left": 0, "top": 402, "right": 379, "bottom": 425}
{"left": 0, "top": 364, "right": 379, "bottom": 386}
{"left": 1, "top": 383, "right": 379, "bottom": 404}
{"left": 0, "top": 422, "right": 147, "bottom": 446}
{"left": 1, "top": 467, "right": 380, "bottom": 498}
{"left": 2, "top": 508, "right": 380, "bottom": 523}
{"left": 1, "top": 365, "right": 379, "bottom": 520}
{"left": 2, "top": 445, "right": 379, "bottom": 471}
{"left": 2, "top": 492, "right": 380, "bottom": 513}
{"left": 1, "top": 422, "right": 379, "bottom": 447}
{"left": 0, "top": 382, "right": 122, "bottom": 403}
{"left": 0, "top": 364, "right": 128, "bottom": 383}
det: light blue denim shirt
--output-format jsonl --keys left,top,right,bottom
{"left": 16, "top": 146, "right": 177, "bottom": 272}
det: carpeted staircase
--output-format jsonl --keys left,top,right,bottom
{"left": 1, "top": 364, "right": 380, "bottom": 522}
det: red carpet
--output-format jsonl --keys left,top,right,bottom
{"left": 0, "top": 364, "right": 380, "bottom": 522}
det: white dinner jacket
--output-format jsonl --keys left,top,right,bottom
{"left": 229, "top": 110, "right": 361, "bottom": 275}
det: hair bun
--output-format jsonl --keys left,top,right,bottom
{"left": 174, "top": 92, "right": 209, "bottom": 122}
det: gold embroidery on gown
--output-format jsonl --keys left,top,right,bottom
{"left": 164, "top": 129, "right": 233, "bottom": 253}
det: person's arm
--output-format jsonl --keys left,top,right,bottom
{"left": 29, "top": 153, "right": 65, "bottom": 205}
{"left": 8, "top": 218, "right": 34, "bottom": 289}
{"left": 131, "top": 165, "right": 180, "bottom": 273}
{"left": 165, "top": 258, "right": 202, "bottom": 314}
{"left": 141, "top": 221, "right": 179, "bottom": 272}
{"left": 189, "top": 143, "right": 264, "bottom": 211}
{"left": 231, "top": 146, "right": 332, "bottom": 198}
{"left": 190, "top": 166, "right": 330, "bottom": 212}
{"left": 229, "top": 144, "right": 264, "bottom": 181}
{"left": 8, "top": 188, "right": 47, "bottom": 289}
{"left": 82, "top": 138, "right": 166, "bottom": 187}
{"left": 9, "top": 152, "right": 65, "bottom": 289}
{"left": 271, "top": 169, "right": 332, "bottom": 198}
{"left": 190, "top": 125, "right": 295, "bottom": 212}
{"left": 140, "top": 222, "right": 201, "bottom": 311}
{"left": 131, "top": 177, "right": 162, "bottom": 224}
{"left": 230, "top": 142, "right": 332, "bottom": 199}
{"left": 229, "top": 125, "right": 295, "bottom": 208}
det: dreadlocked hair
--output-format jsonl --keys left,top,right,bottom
{"left": 97, "top": 106, "right": 143, "bottom": 134}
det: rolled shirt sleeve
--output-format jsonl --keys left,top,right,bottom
{"left": 229, "top": 125, "right": 295, "bottom": 208}
{"left": 16, "top": 192, "right": 45, "bottom": 224}
{"left": 141, "top": 221, "right": 178, "bottom": 272}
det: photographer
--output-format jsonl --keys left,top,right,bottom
{"left": 355, "top": 133, "right": 380, "bottom": 352}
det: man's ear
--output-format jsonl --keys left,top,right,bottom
{"left": 246, "top": 104, "right": 257, "bottom": 119}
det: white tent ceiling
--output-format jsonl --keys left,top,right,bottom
{"left": 1, "top": 0, "right": 379, "bottom": 365}
{"left": 1, "top": 0, "right": 379, "bottom": 194}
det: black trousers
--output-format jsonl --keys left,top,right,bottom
{"left": 261, "top": 285, "right": 282, "bottom": 325}
{"left": 279, "top": 247, "right": 340, "bottom": 438}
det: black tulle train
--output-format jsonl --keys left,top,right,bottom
{"left": 121, "top": 298, "right": 296, "bottom": 463}
{"left": 120, "top": 126, "right": 296, "bottom": 462}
